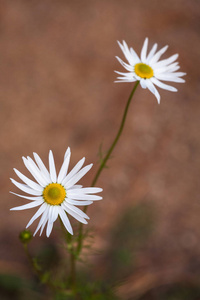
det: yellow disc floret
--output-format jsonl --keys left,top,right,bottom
{"left": 134, "top": 63, "right": 154, "bottom": 79}
{"left": 43, "top": 183, "right": 66, "bottom": 206}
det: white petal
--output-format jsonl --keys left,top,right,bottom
{"left": 65, "top": 164, "right": 93, "bottom": 189}
{"left": 64, "top": 147, "right": 71, "bottom": 160}
{"left": 146, "top": 43, "right": 158, "bottom": 62}
{"left": 33, "top": 152, "right": 51, "bottom": 182}
{"left": 154, "top": 62, "right": 180, "bottom": 74}
{"left": 58, "top": 207, "right": 73, "bottom": 235}
{"left": 62, "top": 205, "right": 88, "bottom": 224}
{"left": 115, "top": 79, "right": 136, "bottom": 83}
{"left": 49, "top": 150, "right": 57, "bottom": 183}
{"left": 26, "top": 203, "right": 47, "bottom": 228}
{"left": 61, "top": 157, "right": 85, "bottom": 186}
{"left": 62, "top": 202, "right": 89, "bottom": 219}
{"left": 46, "top": 220, "right": 54, "bottom": 237}
{"left": 33, "top": 206, "right": 49, "bottom": 236}
{"left": 39, "top": 217, "right": 48, "bottom": 236}
{"left": 140, "top": 79, "right": 147, "bottom": 89}
{"left": 57, "top": 152, "right": 71, "bottom": 183}
{"left": 115, "top": 56, "right": 134, "bottom": 72}
{"left": 130, "top": 47, "right": 140, "bottom": 62}
{"left": 66, "top": 199, "right": 93, "bottom": 206}
{"left": 63, "top": 205, "right": 88, "bottom": 224}
{"left": 10, "top": 192, "right": 43, "bottom": 201}
{"left": 140, "top": 37, "right": 148, "bottom": 62}
{"left": 149, "top": 45, "right": 168, "bottom": 65}
{"left": 51, "top": 206, "right": 59, "bottom": 223}
{"left": 153, "top": 54, "right": 179, "bottom": 69}
{"left": 122, "top": 40, "right": 139, "bottom": 64}
{"left": 115, "top": 75, "right": 135, "bottom": 81}
{"left": 14, "top": 168, "right": 43, "bottom": 191}
{"left": 70, "top": 185, "right": 83, "bottom": 189}
{"left": 10, "top": 200, "right": 43, "bottom": 211}
{"left": 48, "top": 205, "right": 58, "bottom": 225}
{"left": 114, "top": 70, "right": 135, "bottom": 78}
{"left": 155, "top": 74, "right": 185, "bottom": 82}
{"left": 68, "top": 187, "right": 103, "bottom": 194}
{"left": 23, "top": 157, "right": 48, "bottom": 186}
{"left": 117, "top": 41, "right": 133, "bottom": 65}
{"left": 48, "top": 205, "right": 54, "bottom": 223}
{"left": 168, "top": 71, "right": 186, "bottom": 77}
{"left": 67, "top": 193, "right": 102, "bottom": 201}
{"left": 10, "top": 178, "right": 42, "bottom": 196}
{"left": 146, "top": 80, "right": 160, "bottom": 104}
{"left": 151, "top": 77, "right": 177, "bottom": 92}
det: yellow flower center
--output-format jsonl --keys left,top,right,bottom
{"left": 43, "top": 183, "right": 66, "bottom": 206}
{"left": 134, "top": 63, "right": 154, "bottom": 79}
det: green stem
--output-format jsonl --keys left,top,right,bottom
{"left": 23, "top": 243, "right": 42, "bottom": 278}
{"left": 76, "top": 81, "right": 139, "bottom": 255}
{"left": 59, "top": 217, "right": 76, "bottom": 289}
{"left": 91, "top": 81, "right": 139, "bottom": 187}
{"left": 23, "top": 243, "right": 55, "bottom": 291}
{"left": 69, "top": 252, "right": 76, "bottom": 288}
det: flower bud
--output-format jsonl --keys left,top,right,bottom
{"left": 19, "top": 229, "right": 32, "bottom": 244}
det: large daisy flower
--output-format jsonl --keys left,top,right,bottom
{"left": 115, "top": 38, "right": 186, "bottom": 103}
{"left": 10, "top": 148, "right": 102, "bottom": 237}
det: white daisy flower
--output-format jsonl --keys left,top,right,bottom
{"left": 115, "top": 38, "right": 186, "bottom": 103}
{"left": 10, "top": 148, "right": 103, "bottom": 237}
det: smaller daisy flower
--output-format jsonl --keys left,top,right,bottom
{"left": 115, "top": 38, "right": 186, "bottom": 103}
{"left": 10, "top": 148, "right": 103, "bottom": 237}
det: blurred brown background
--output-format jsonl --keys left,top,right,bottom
{"left": 0, "top": 0, "right": 200, "bottom": 298}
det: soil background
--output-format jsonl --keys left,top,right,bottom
{"left": 0, "top": 0, "right": 200, "bottom": 299}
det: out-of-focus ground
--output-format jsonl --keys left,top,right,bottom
{"left": 0, "top": 0, "right": 200, "bottom": 299}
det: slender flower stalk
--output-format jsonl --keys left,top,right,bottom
{"left": 91, "top": 81, "right": 140, "bottom": 187}
{"left": 76, "top": 81, "right": 139, "bottom": 257}
{"left": 59, "top": 217, "right": 76, "bottom": 288}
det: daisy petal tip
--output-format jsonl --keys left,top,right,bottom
{"left": 22, "top": 156, "right": 26, "bottom": 161}
{"left": 157, "top": 98, "right": 161, "bottom": 105}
